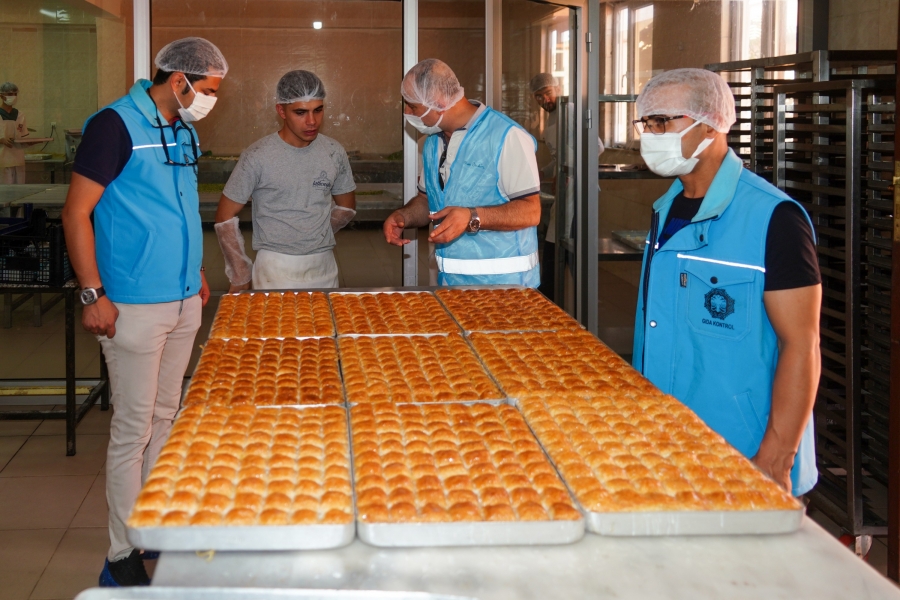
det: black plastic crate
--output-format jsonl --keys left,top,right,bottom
{"left": 0, "top": 220, "right": 74, "bottom": 286}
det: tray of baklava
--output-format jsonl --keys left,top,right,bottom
{"left": 126, "top": 405, "right": 355, "bottom": 550}
{"left": 468, "top": 329, "right": 658, "bottom": 398}
{"left": 185, "top": 338, "right": 344, "bottom": 406}
{"left": 338, "top": 334, "right": 505, "bottom": 404}
{"left": 517, "top": 394, "right": 804, "bottom": 536}
{"left": 210, "top": 292, "right": 335, "bottom": 339}
{"left": 330, "top": 291, "right": 461, "bottom": 335}
{"left": 435, "top": 287, "right": 582, "bottom": 333}
{"left": 350, "top": 402, "right": 584, "bottom": 546}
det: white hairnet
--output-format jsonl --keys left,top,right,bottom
{"left": 530, "top": 73, "right": 557, "bottom": 94}
{"left": 155, "top": 37, "right": 229, "bottom": 78}
{"left": 401, "top": 59, "right": 465, "bottom": 112}
{"left": 276, "top": 70, "right": 326, "bottom": 104}
{"left": 636, "top": 68, "right": 736, "bottom": 133}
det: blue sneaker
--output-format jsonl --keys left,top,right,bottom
{"left": 98, "top": 550, "right": 151, "bottom": 587}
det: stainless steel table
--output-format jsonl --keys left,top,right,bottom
{"left": 153, "top": 519, "right": 899, "bottom": 599}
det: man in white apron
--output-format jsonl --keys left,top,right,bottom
{"left": 215, "top": 70, "right": 356, "bottom": 290}
{"left": 0, "top": 82, "right": 28, "bottom": 184}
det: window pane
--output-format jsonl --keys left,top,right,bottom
{"left": 633, "top": 6, "right": 653, "bottom": 95}
{"left": 0, "top": 0, "right": 130, "bottom": 184}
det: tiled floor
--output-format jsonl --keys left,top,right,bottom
{"left": 0, "top": 227, "right": 894, "bottom": 598}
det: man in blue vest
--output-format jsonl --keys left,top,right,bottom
{"left": 383, "top": 59, "right": 542, "bottom": 286}
{"left": 61, "top": 37, "right": 227, "bottom": 586}
{"left": 632, "top": 68, "right": 821, "bottom": 496}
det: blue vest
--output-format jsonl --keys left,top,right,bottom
{"left": 87, "top": 80, "right": 202, "bottom": 303}
{"left": 423, "top": 107, "right": 540, "bottom": 287}
{"left": 633, "top": 150, "right": 817, "bottom": 495}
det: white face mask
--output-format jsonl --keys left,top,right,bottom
{"left": 404, "top": 107, "right": 443, "bottom": 135}
{"left": 175, "top": 78, "right": 216, "bottom": 123}
{"left": 640, "top": 120, "right": 714, "bottom": 177}
{"left": 2, "top": 95, "right": 17, "bottom": 107}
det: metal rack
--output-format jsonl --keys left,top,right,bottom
{"left": 773, "top": 78, "right": 896, "bottom": 537}
{"left": 708, "top": 50, "right": 896, "bottom": 182}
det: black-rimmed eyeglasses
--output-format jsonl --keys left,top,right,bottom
{"left": 632, "top": 115, "right": 687, "bottom": 135}
{"left": 154, "top": 117, "right": 199, "bottom": 167}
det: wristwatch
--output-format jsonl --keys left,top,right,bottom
{"left": 466, "top": 207, "right": 481, "bottom": 233}
{"left": 80, "top": 286, "right": 106, "bottom": 306}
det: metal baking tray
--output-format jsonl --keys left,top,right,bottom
{"left": 358, "top": 518, "right": 584, "bottom": 547}
{"left": 76, "top": 588, "right": 475, "bottom": 600}
{"left": 584, "top": 507, "right": 804, "bottom": 536}
{"left": 511, "top": 398, "right": 806, "bottom": 537}
{"left": 127, "top": 522, "right": 355, "bottom": 552}
{"left": 337, "top": 333, "right": 453, "bottom": 338}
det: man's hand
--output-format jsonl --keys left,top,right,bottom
{"left": 199, "top": 270, "right": 211, "bottom": 307}
{"left": 229, "top": 281, "right": 251, "bottom": 294}
{"left": 83, "top": 296, "right": 119, "bottom": 338}
{"left": 429, "top": 206, "right": 472, "bottom": 244}
{"left": 384, "top": 210, "right": 411, "bottom": 246}
{"left": 0, "top": 137, "right": 13, "bottom": 148}
{"left": 752, "top": 440, "right": 795, "bottom": 494}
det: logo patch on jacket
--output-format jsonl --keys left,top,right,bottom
{"left": 312, "top": 171, "right": 332, "bottom": 190}
{"left": 704, "top": 288, "right": 735, "bottom": 320}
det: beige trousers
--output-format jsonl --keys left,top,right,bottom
{"left": 98, "top": 295, "right": 202, "bottom": 561}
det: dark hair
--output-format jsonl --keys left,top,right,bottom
{"left": 152, "top": 69, "right": 206, "bottom": 86}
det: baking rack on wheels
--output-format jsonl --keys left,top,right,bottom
{"left": 773, "top": 78, "right": 897, "bottom": 552}
{"left": 105, "top": 287, "right": 900, "bottom": 599}
{"left": 0, "top": 281, "right": 109, "bottom": 455}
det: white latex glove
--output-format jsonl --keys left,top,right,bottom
{"left": 214, "top": 217, "right": 253, "bottom": 286}
{"left": 331, "top": 205, "right": 356, "bottom": 233}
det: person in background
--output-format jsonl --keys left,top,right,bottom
{"left": 0, "top": 82, "right": 28, "bottom": 184}
{"left": 384, "top": 59, "right": 542, "bottom": 287}
{"left": 632, "top": 68, "right": 821, "bottom": 496}
{"left": 530, "top": 72, "right": 604, "bottom": 299}
{"left": 61, "top": 37, "right": 227, "bottom": 587}
{"left": 215, "top": 70, "right": 356, "bottom": 291}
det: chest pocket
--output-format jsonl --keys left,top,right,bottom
{"left": 681, "top": 256, "right": 761, "bottom": 342}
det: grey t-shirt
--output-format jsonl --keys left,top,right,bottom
{"left": 223, "top": 132, "right": 356, "bottom": 255}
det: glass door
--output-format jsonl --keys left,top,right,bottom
{"left": 500, "top": 0, "right": 597, "bottom": 331}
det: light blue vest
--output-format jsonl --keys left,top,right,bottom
{"left": 633, "top": 150, "right": 818, "bottom": 495}
{"left": 423, "top": 107, "right": 540, "bottom": 287}
{"left": 87, "top": 80, "right": 202, "bottom": 303}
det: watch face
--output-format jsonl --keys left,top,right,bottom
{"left": 80, "top": 289, "right": 97, "bottom": 305}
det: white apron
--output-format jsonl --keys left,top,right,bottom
{"left": 252, "top": 248, "right": 339, "bottom": 290}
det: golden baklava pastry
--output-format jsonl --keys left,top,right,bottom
{"left": 210, "top": 292, "right": 334, "bottom": 339}
{"left": 128, "top": 405, "right": 353, "bottom": 528}
{"left": 184, "top": 338, "right": 343, "bottom": 406}
{"left": 331, "top": 292, "right": 459, "bottom": 335}
{"left": 339, "top": 334, "right": 502, "bottom": 403}
{"left": 468, "top": 330, "right": 656, "bottom": 397}
{"left": 436, "top": 288, "right": 581, "bottom": 332}
{"left": 518, "top": 395, "right": 800, "bottom": 513}
{"left": 350, "top": 402, "right": 581, "bottom": 524}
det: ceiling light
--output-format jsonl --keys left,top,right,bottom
{"left": 313, "top": 21, "right": 323, "bottom": 30}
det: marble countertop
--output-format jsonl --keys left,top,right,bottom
{"left": 152, "top": 519, "right": 900, "bottom": 599}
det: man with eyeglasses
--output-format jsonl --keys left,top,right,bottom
{"left": 61, "top": 37, "right": 228, "bottom": 587}
{"left": 632, "top": 68, "right": 821, "bottom": 497}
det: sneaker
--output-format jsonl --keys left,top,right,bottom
{"left": 98, "top": 549, "right": 151, "bottom": 587}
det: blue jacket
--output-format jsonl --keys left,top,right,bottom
{"left": 87, "top": 80, "right": 202, "bottom": 303}
{"left": 423, "top": 107, "right": 540, "bottom": 287}
{"left": 633, "top": 149, "right": 817, "bottom": 495}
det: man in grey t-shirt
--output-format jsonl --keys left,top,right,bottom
{"left": 215, "top": 70, "right": 356, "bottom": 291}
